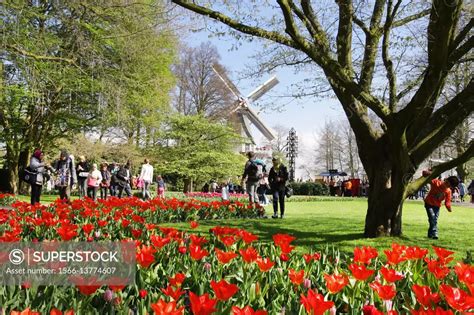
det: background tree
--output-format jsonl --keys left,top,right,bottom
{"left": 154, "top": 114, "right": 245, "bottom": 192}
{"left": 1, "top": 0, "right": 176, "bottom": 193}
{"left": 173, "top": 42, "right": 235, "bottom": 119}
{"left": 171, "top": 0, "right": 474, "bottom": 237}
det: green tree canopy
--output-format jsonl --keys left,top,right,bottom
{"left": 154, "top": 114, "right": 245, "bottom": 191}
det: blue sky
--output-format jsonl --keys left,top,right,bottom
{"left": 180, "top": 23, "right": 347, "bottom": 178}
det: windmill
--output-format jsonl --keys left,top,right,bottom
{"left": 212, "top": 64, "right": 278, "bottom": 154}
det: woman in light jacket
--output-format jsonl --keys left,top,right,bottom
{"left": 29, "top": 149, "right": 47, "bottom": 205}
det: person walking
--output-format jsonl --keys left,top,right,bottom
{"left": 86, "top": 164, "right": 102, "bottom": 201}
{"left": 241, "top": 152, "right": 264, "bottom": 204}
{"left": 422, "top": 170, "right": 459, "bottom": 240}
{"left": 156, "top": 175, "right": 166, "bottom": 199}
{"left": 468, "top": 180, "right": 474, "bottom": 204}
{"left": 459, "top": 181, "right": 466, "bottom": 203}
{"left": 139, "top": 159, "right": 154, "bottom": 200}
{"left": 54, "top": 150, "right": 76, "bottom": 202}
{"left": 76, "top": 156, "right": 90, "bottom": 198}
{"left": 268, "top": 157, "right": 289, "bottom": 219}
{"left": 109, "top": 163, "right": 120, "bottom": 197}
{"left": 116, "top": 161, "right": 132, "bottom": 198}
{"left": 28, "top": 149, "right": 49, "bottom": 205}
{"left": 100, "top": 163, "right": 111, "bottom": 200}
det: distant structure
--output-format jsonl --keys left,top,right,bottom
{"left": 286, "top": 128, "right": 298, "bottom": 182}
{"left": 212, "top": 64, "right": 277, "bottom": 154}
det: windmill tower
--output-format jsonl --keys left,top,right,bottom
{"left": 212, "top": 64, "right": 278, "bottom": 155}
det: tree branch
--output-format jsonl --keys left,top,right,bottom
{"left": 392, "top": 9, "right": 430, "bottom": 28}
{"left": 450, "top": 18, "right": 474, "bottom": 51}
{"left": 396, "top": 0, "right": 463, "bottom": 130}
{"left": 406, "top": 140, "right": 474, "bottom": 197}
{"left": 277, "top": 0, "right": 314, "bottom": 51}
{"left": 448, "top": 35, "right": 474, "bottom": 69}
{"left": 5, "top": 44, "right": 77, "bottom": 64}
{"left": 359, "top": 0, "right": 385, "bottom": 92}
{"left": 170, "top": 0, "right": 297, "bottom": 49}
{"left": 335, "top": 0, "right": 354, "bottom": 73}
{"left": 410, "top": 78, "right": 474, "bottom": 165}
{"left": 382, "top": 0, "right": 401, "bottom": 111}
{"left": 352, "top": 14, "right": 370, "bottom": 35}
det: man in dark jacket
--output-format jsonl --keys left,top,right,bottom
{"left": 268, "top": 157, "right": 289, "bottom": 218}
{"left": 241, "top": 152, "right": 264, "bottom": 204}
{"left": 116, "top": 161, "right": 132, "bottom": 198}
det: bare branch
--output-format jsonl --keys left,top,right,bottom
{"left": 392, "top": 9, "right": 430, "bottom": 28}
{"left": 406, "top": 140, "right": 474, "bottom": 196}
{"left": 170, "top": 0, "right": 298, "bottom": 49}
{"left": 450, "top": 17, "right": 474, "bottom": 50}
{"left": 352, "top": 14, "right": 370, "bottom": 35}
{"left": 5, "top": 44, "right": 77, "bottom": 64}
{"left": 448, "top": 36, "right": 474, "bottom": 69}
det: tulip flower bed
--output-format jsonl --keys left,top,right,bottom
{"left": 0, "top": 193, "right": 16, "bottom": 207}
{"left": 184, "top": 192, "right": 248, "bottom": 201}
{"left": 0, "top": 198, "right": 473, "bottom": 314}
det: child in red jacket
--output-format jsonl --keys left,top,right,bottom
{"left": 422, "top": 170, "right": 459, "bottom": 239}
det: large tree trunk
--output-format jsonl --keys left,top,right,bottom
{"left": 183, "top": 178, "right": 193, "bottom": 193}
{"left": 363, "top": 140, "right": 411, "bottom": 237}
{"left": 5, "top": 148, "right": 19, "bottom": 194}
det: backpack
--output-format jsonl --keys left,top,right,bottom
{"left": 246, "top": 160, "right": 262, "bottom": 182}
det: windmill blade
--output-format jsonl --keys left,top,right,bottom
{"left": 211, "top": 64, "right": 242, "bottom": 99}
{"left": 247, "top": 76, "right": 279, "bottom": 102}
{"left": 238, "top": 113, "right": 256, "bottom": 145}
{"left": 242, "top": 106, "right": 276, "bottom": 141}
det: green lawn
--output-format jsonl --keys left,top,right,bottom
{"left": 14, "top": 194, "right": 474, "bottom": 260}
{"left": 162, "top": 199, "right": 474, "bottom": 260}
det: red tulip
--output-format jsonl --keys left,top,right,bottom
{"left": 256, "top": 257, "right": 274, "bottom": 272}
{"left": 161, "top": 285, "right": 184, "bottom": 301}
{"left": 432, "top": 246, "right": 454, "bottom": 264}
{"left": 139, "top": 289, "right": 148, "bottom": 298}
{"left": 232, "top": 306, "right": 267, "bottom": 315}
{"left": 50, "top": 310, "right": 74, "bottom": 315}
{"left": 404, "top": 246, "right": 428, "bottom": 260}
{"left": 362, "top": 305, "right": 384, "bottom": 315}
{"left": 353, "top": 246, "right": 378, "bottom": 265}
{"left": 348, "top": 263, "right": 375, "bottom": 281}
{"left": 240, "top": 247, "right": 259, "bottom": 263}
{"left": 189, "top": 292, "right": 218, "bottom": 315}
{"left": 439, "top": 284, "right": 474, "bottom": 312}
{"left": 454, "top": 262, "right": 474, "bottom": 285}
{"left": 303, "top": 252, "right": 321, "bottom": 264}
{"left": 150, "top": 299, "right": 185, "bottom": 315}
{"left": 210, "top": 279, "right": 239, "bottom": 301}
{"left": 189, "top": 244, "right": 209, "bottom": 261}
{"left": 136, "top": 245, "right": 156, "bottom": 268}
{"left": 300, "top": 288, "right": 334, "bottom": 315}
{"left": 424, "top": 258, "right": 450, "bottom": 280}
{"left": 169, "top": 273, "right": 186, "bottom": 287}
{"left": 289, "top": 269, "right": 305, "bottom": 285}
{"left": 190, "top": 234, "right": 208, "bottom": 246}
{"left": 272, "top": 233, "right": 296, "bottom": 247}
{"left": 76, "top": 283, "right": 101, "bottom": 295}
{"left": 11, "top": 308, "right": 41, "bottom": 315}
{"left": 56, "top": 222, "right": 78, "bottom": 241}
{"left": 380, "top": 266, "right": 404, "bottom": 282}
{"left": 190, "top": 221, "right": 199, "bottom": 229}
{"left": 410, "top": 307, "right": 454, "bottom": 315}
{"left": 151, "top": 235, "right": 171, "bottom": 249}
{"left": 384, "top": 249, "right": 406, "bottom": 265}
{"left": 324, "top": 273, "right": 349, "bottom": 294}
{"left": 215, "top": 248, "right": 238, "bottom": 264}
{"left": 82, "top": 223, "right": 94, "bottom": 234}
{"left": 370, "top": 281, "right": 396, "bottom": 301}
{"left": 412, "top": 284, "right": 441, "bottom": 308}
{"left": 239, "top": 230, "right": 259, "bottom": 244}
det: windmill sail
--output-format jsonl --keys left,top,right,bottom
{"left": 243, "top": 106, "right": 276, "bottom": 141}
{"left": 211, "top": 64, "right": 242, "bottom": 98}
{"left": 247, "top": 76, "right": 279, "bottom": 102}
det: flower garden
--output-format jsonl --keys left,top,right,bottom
{"left": 0, "top": 196, "right": 473, "bottom": 314}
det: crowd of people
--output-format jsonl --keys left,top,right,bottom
{"left": 27, "top": 149, "right": 165, "bottom": 205}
